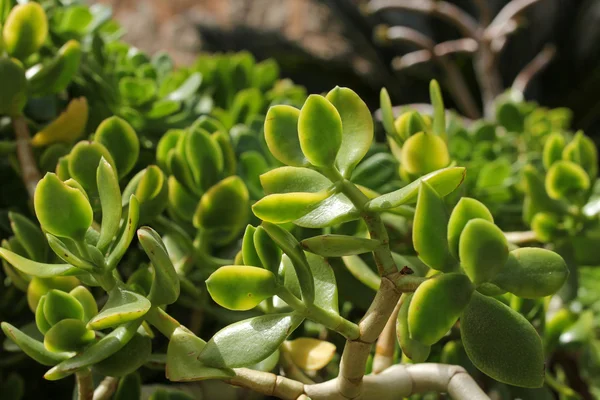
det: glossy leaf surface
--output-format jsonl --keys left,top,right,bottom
{"left": 198, "top": 313, "right": 304, "bottom": 368}
{"left": 461, "top": 292, "right": 544, "bottom": 388}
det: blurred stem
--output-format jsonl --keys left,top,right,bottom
{"left": 279, "top": 347, "right": 315, "bottom": 385}
{"left": 92, "top": 377, "right": 119, "bottom": 400}
{"left": 76, "top": 369, "right": 93, "bottom": 400}
{"left": 12, "top": 114, "right": 41, "bottom": 198}
{"left": 544, "top": 372, "right": 583, "bottom": 400}
{"left": 504, "top": 230, "right": 537, "bottom": 244}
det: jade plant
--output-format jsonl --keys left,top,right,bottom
{"left": 0, "top": 84, "right": 571, "bottom": 400}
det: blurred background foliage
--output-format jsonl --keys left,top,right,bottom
{"left": 93, "top": 0, "right": 600, "bottom": 137}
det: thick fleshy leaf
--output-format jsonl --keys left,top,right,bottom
{"left": 0, "top": 248, "right": 79, "bottom": 277}
{"left": 401, "top": 132, "right": 450, "bottom": 175}
{"left": 350, "top": 152, "right": 397, "bottom": 189}
{"left": 461, "top": 292, "right": 544, "bottom": 388}
{"left": 34, "top": 173, "right": 93, "bottom": 240}
{"left": 413, "top": 182, "right": 455, "bottom": 272}
{"left": 185, "top": 128, "right": 223, "bottom": 191}
{"left": 46, "top": 234, "right": 92, "bottom": 271}
{"left": 261, "top": 222, "right": 315, "bottom": 304}
{"left": 213, "top": 131, "right": 237, "bottom": 176}
{"left": 68, "top": 141, "right": 116, "bottom": 193}
{"left": 96, "top": 158, "right": 122, "bottom": 250}
{"left": 301, "top": 235, "right": 380, "bottom": 257}
{"left": 43, "top": 289, "right": 84, "bottom": 325}
{"left": 35, "top": 296, "right": 52, "bottom": 334}
{"left": 3, "top": 3, "right": 48, "bottom": 60}
{"left": 326, "top": 86, "right": 373, "bottom": 176}
{"left": 8, "top": 212, "right": 48, "bottom": 262}
{"left": 106, "top": 195, "right": 140, "bottom": 270}
{"left": 366, "top": 167, "right": 465, "bottom": 211}
{"left": 167, "top": 177, "right": 198, "bottom": 222}
{"left": 206, "top": 265, "right": 278, "bottom": 310}
{"left": 94, "top": 330, "right": 152, "bottom": 377}
{"left": 493, "top": 248, "right": 568, "bottom": 298}
{"left": 198, "top": 313, "right": 304, "bottom": 368}
{"left": 239, "top": 151, "right": 269, "bottom": 197}
{"left": 44, "top": 319, "right": 95, "bottom": 352}
{"left": 531, "top": 212, "right": 559, "bottom": 242}
{"left": 166, "top": 327, "right": 234, "bottom": 381}
{"left": 341, "top": 255, "right": 380, "bottom": 291}
{"left": 563, "top": 131, "right": 598, "bottom": 179}
{"left": 295, "top": 192, "right": 360, "bottom": 228}
{"left": 253, "top": 226, "right": 281, "bottom": 274}
{"left": 114, "top": 372, "right": 142, "bottom": 400}
{"left": 283, "top": 338, "right": 336, "bottom": 371}
{"left": 26, "top": 276, "right": 80, "bottom": 312}
{"left": 0, "top": 57, "right": 27, "bottom": 115}
{"left": 459, "top": 219, "right": 508, "bottom": 284}
{"left": 522, "top": 165, "right": 564, "bottom": 223}
{"left": 242, "top": 225, "right": 261, "bottom": 267}
{"left": 30, "top": 98, "right": 88, "bottom": 147}
{"left": 545, "top": 160, "right": 590, "bottom": 201}
{"left": 379, "top": 88, "right": 398, "bottom": 138}
{"left": 542, "top": 133, "right": 565, "bottom": 170}
{"left": 137, "top": 227, "right": 180, "bottom": 305}
{"left": 298, "top": 95, "right": 343, "bottom": 167}
{"left": 87, "top": 287, "right": 151, "bottom": 330}
{"left": 408, "top": 273, "right": 473, "bottom": 345}
{"left": 45, "top": 320, "right": 142, "bottom": 380}
{"left": 264, "top": 105, "right": 306, "bottom": 167}
{"left": 252, "top": 191, "right": 330, "bottom": 224}
{"left": 165, "top": 72, "right": 201, "bottom": 101}
{"left": 429, "top": 80, "right": 446, "bottom": 137}
{"left": 1, "top": 322, "right": 72, "bottom": 366}
{"left": 69, "top": 286, "right": 98, "bottom": 323}
{"left": 193, "top": 176, "right": 249, "bottom": 244}
{"left": 305, "top": 253, "right": 338, "bottom": 314}
{"left": 94, "top": 116, "right": 140, "bottom": 178}
{"left": 156, "top": 129, "right": 183, "bottom": 171}
{"left": 260, "top": 166, "right": 331, "bottom": 194}
{"left": 27, "top": 39, "right": 82, "bottom": 96}
{"left": 396, "top": 294, "right": 430, "bottom": 362}
{"left": 447, "top": 198, "right": 493, "bottom": 258}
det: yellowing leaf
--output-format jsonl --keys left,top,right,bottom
{"left": 283, "top": 338, "right": 336, "bottom": 371}
{"left": 31, "top": 98, "right": 89, "bottom": 147}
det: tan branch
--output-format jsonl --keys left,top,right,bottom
{"left": 504, "top": 230, "right": 538, "bottom": 244}
{"left": 228, "top": 368, "right": 305, "bottom": 400}
{"left": 486, "top": 0, "right": 545, "bottom": 39}
{"left": 93, "top": 377, "right": 119, "bottom": 400}
{"left": 472, "top": 0, "right": 492, "bottom": 25}
{"left": 372, "top": 298, "right": 402, "bottom": 374}
{"left": 383, "top": 26, "right": 480, "bottom": 118}
{"left": 13, "top": 115, "right": 41, "bottom": 198}
{"left": 304, "top": 364, "right": 489, "bottom": 400}
{"left": 512, "top": 44, "right": 556, "bottom": 94}
{"left": 367, "top": 0, "right": 480, "bottom": 39}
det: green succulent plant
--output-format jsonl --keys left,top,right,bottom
{"left": 0, "top": 1, "right": 598, "bottom": 399}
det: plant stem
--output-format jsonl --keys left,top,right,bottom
{"left": 145, "top": 306, "right": 181, "bottom": 339}
{"left": 92, "top": 377, "right": 119, "bottom": 400}
{"left": 333, "top": 177, "right": 411, "bottom": 397}
{"left": 504, "top": 230, "right": 538, "bottom": 244}
{"left": 372, "top": 298, "right": 402, "bottom": 374}
{"left": 277, "top": 286, "right": 360, "bottom": 340}
{"left": 76, "top": 369, "right": 94, "bottom": 400}
{"left": 12, "top": 114, "right": 41, "bottom": 198}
